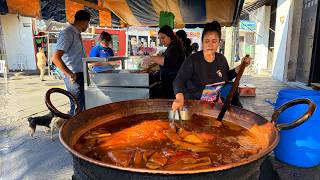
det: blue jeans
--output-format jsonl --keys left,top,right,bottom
{"left": 63, "top": 72, "right": 85, "bottom": 116}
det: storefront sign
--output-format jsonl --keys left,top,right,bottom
{"left": 36, "top": 19, "right": 47, "bottom": 31}
{"left": 23, "top": 23, "right": 31, "bottom": 27}
{"left": 47, "top": 21, "right": 69, "bottom": 32}
{"left": 186, "top": 31, "right": 201, "bottom": 38}
{"left": 240, "top": 20, "right": 256, "bottom": 31}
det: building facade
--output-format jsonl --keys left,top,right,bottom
{"left": 274, "top": 0, "right": 320, "bottom": 86}
{"left": 0, "top": 14, "right": 36, "bottom": 71}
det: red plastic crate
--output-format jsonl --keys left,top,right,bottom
{"left": 238, "top": 84, "right": 256, "bottom": 97}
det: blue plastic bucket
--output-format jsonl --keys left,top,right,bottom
{"left": 273, "top": 89, "right": 320, "bottom": 167}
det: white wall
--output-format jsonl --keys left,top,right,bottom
{"left": 224, "top": 26, "right": 235, "bottom": 66}
{"left": 0, "top": 14, "right": 36, "bottom": 70}
{"left": 272, "top": 0, "right": 293, "bottom": 81}
{"left": 254, "top": 6, "right": 271, "bottom": 73}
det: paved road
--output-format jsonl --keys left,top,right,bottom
{"left": 0, "top": 74, "right": 72, "bottom": 180}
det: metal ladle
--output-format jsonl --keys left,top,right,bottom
{"left": 168, "top": 108, "right": 191, "bottom": 129}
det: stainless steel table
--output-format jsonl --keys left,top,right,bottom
{"left": 83, "top": 56, "right": 156, "bottom": 109}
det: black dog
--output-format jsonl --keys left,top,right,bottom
{"left": 27, "top": 112, "right": 54, "bottom": 137}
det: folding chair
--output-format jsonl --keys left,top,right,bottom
{"left": 0, "top": 60, "right": 8, "bottom": 82}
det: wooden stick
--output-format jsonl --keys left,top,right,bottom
{"left": 217, "top": 59, "right": 247, "bottom": 121}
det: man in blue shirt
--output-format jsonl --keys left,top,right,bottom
{"left": 89, "top": 31, "right": 115, "bottom": 73}
{"left": 52, "top": 10, "right": 90, "bottom": 115}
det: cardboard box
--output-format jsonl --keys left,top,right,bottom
{"left": 238, "top": 84, "right": 256, "bottom": 97}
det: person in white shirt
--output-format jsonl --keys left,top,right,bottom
{"left": 36, "top": 47, "right": 47, "bottom": 81}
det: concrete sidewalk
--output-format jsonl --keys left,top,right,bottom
{"left": 239, "top": 75, "right": 320, "bottom": 180}
{"left": 0, "top": 73, "right": 319, "bottom": 179}
{"left": 0, "top": 74, "right": 72, "bottom": 180}
{"left": 239, "top": 75, "right": 291, "bottom": 120}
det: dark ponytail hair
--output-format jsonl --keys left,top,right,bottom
{"left": 158, "top": 25, "right": 176, "bottom": 41}
{"left": 176, "top": 30, "right": 187, "bottom": 41}
{"left": 201, "top": 21, "right": 221, "bottom": 41}
{"left": 176, "top": 30, "right": 192, "bottom": 55}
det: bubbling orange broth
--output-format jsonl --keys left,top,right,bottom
{"left": 74, "top": 113, "right": 263, "bottom": 170}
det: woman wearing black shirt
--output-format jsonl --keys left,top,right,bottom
{"left": 176, "top": 30, "right": 192, "bottom": 58}
{"left": 145, "top": 25, "right": 185, "bottom": 98}
{"left": 172, "top": 21, "right": 250, "bottom": 111}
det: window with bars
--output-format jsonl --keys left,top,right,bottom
{"left": 111, "top": 34, "right": 119, "bottom": 51}
{"left": 304, "top": 0, "right": 318, "bottom": 8}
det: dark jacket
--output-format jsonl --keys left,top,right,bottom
{"left": 173, "top": 51, "right": 237, "bottom": 99}
{"left": 160, "top": 40, "right": 185, "bottom": 98}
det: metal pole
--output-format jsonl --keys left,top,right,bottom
{"left": 46, "top": 33, "right": 51, "bottom": 76}
{"left": 230, "top": 26, "right": 236, "bottom": 68}
{"left": 235, "top": 23, "right": 240, "bottom": 65}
